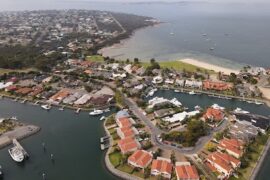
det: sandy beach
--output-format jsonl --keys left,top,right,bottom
{"left": 179, "top": 58, "right": 240, "bottom": 75}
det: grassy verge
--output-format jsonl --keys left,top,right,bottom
{"left": 109, "top": 151, "right": 122, "bottom": 167}
{"left": 0, "top": 68, "right": 37, "bottom": 75}
{"left": 86, "top": 55, "right": 104, "bottom": 62}
{"left": 141, "top": 60, "right": 215, "bottom": 74}
{"left": 229, "top": 133, "right": 269, "bottom": 180}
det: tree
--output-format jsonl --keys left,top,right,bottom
{"left": 144, "top": 167, "right": 151, "bottom": 178}
{"left": 170, "top": 150, "right": 176, "bottom": 164}
{"left": 134, "top": 58, "right": 139, "bottom": 64}
{"left": 205, "top": 142, "right": 216, "bottom": 152}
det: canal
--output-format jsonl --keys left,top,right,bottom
{"left": 0, "top": 98, "right": 117, "bottom": 180}
{"left": 0, "top": 89, "right": 270, "bottom": 180}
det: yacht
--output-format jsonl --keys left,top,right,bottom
{"left": 76, "top": 108, "right": 81, "bottom": 114}
{"left": 147, "top": 88, "right": 157, "bottom": 97}
{"left": 100, "top": 116, "right": 106, "bottom": 121}
{"left": 234, "top": 108, "right": 250, "bottom": 114}
{"left": 59, "top": 106, "right": 65, "bottom": 111}
{"left": 189, "top": 91, "right": 196, "bottom": 95}
{"left": 0, "top": 165, "right": 2, "bottom": 178}
{"left": 255, "top": 101, "right": 264, "bottom": 105}
{"left": 89, "top": 109, "right": 104, "bottom": 116}
{"left": 8, "top": 146, "right": 24, "bottom": 162}
{"left": 41, "top": 104, "right": 51, "bottom": 110}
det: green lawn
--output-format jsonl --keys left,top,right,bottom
{"left": 86, "top": 55, "right": 104, "bottom": 62}
{"left": 117, "top": 164, "right": 134, "bottom": 174}
{"left": 141, "top": 60, "right": 215, "bottom": 74}
{"left": 0, "top": 68, "right": 37, "bottom": 75}
{"left": 109, "top": 151, "right": 122, "bottom": 167}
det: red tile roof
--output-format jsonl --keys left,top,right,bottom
{"left": 128, "top": 150, "right": 153, "bottom": 168}
{"left": 15, "top": 87, "right": 32, "bottom": 95}
{"left": 218, "top": 138, "right": 243, "bottom": 157}
{"left": 118, "top": 117, "right": 132, "bottom": 128}
{"left": 175, "top": 165, "right": 199, "bottom": 180}
{"left": 203, "top": 108, "right": 224, "bottom": 122}
{"left": 118, "top": 137, "right": 140, "bottom": 154}
{"left": 50, "top": 89, "right": 70, "bottom": 101}
{"left": 203, "top": 80, "right": 233, "bottom": 91}
{"left": 151, "top": 159, "right": 173, "bottom": 175}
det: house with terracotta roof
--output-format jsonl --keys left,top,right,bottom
{"left": 5, "top": 85, "right": 18, "bottom": 92}
{"left": 203, "top": 80, "right": 233, "bottom": 91}
{"left": 151, "top": 157, "right": 173, "bottom": 179}
{"left": 116, "top": 126, "right": 139, "bottom": 139}
{"left": 202, "top": 107, "right": 224, "bottom": 127}
{"left": 206, "top": 152, "right": 241, "bottom": 178}
{"left": 175, "top": 162, "right": 199, "bottom": 180}
{"left": 116, "top": 117, "right": 135, "bottom": 128}
{"left": 15, "top": 87, "right": 32, "bottom": 95}
{"left": 128, "top": 150, "right": 153, "bottom": 169}
{"left": 48, "top": 89, "right": 70, "bottom": 104}
{"left": 29, "top": 86, "right": 44, "bottom": 97}
{"left": 118, "top": 137, "right": 141, "bottom": 154}
{"left": 218, "top": 138, "right": 244, "bottom": 158}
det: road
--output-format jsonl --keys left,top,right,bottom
{"left": 124, "top": 96, "right": 229, "bottom": 155}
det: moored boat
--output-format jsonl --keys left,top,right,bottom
{"left": 100, "top": 116, "right": 106, "bottom": 121}
{"left": 41, "top": 104, "right": 51, "bottom": 110}
{"left": 188, "top": 91, "right": 196, "bottom": 95}
{"left": 89, "top": 109, "right": 103, "bottom": 116}
{"left": 234, "top": 108, "right": 250, "bottom": 114}
{"left": 8, "top": 146, "right": 24, "bottom": 163}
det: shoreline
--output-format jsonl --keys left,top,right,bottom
{"left": 179, "top": 58, "right": 240, "bottom": 75}
{"left": 0, "top": 124, "right": 40, "bottom": 149}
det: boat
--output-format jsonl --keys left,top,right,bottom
{"left": 104, "top": 108, "right": 110, "bottom": 112}
{"left": 234, "top": 108, "right": 250, "bottom": 114}
{"left": 147, "top": 88, "right": 157, "bottom": 97}
{"left": 8, "top": 146, "right": 24, "bottom": 162}
{"left": 89, "top": 109, "right": 104, "bottom": 116}
{"left": 59, "top": 106, "right": 65, "bottom": 111}
{"left": 212, "top": 104, "right": 225, "bottom": 110}
{"left": 188, "top": 91, "right": 196, "bottom": 95}
{"left": 10, "top": 116, "right": 18, "bottom": 121}
{"left": 174, "top": 89, "right": 180, "bottom": 93}
{"left": 0, "top": 165, "right": 2, "bottom": 178}
{"left": 41, "top": 104, "right": 51, "bottom": 110}
{"left": 255, "top": 100, "right": 264, "bottom": 105}
{"left": 210, "top": 47, "right": 215, "bottom": 51}
{"left": 194, "top": 105, "right": 202, "bottom": 111}
{"left": 20, "top": 99, "right": 26, "bottom": 104}
{"left": 247, "top": 100, "right": 254, "bottom": 104}
{"left": 100, "top": 116, "right": 106, "bottom": 121}
{"left": 76, "top": 108, "right": 81, "bottom": 114}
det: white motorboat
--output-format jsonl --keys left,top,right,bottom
{"left": 89, "top": 109, "right": 104, "bottom": 116}
{"left": 104, "top": 108, "right": 110, "bottom": 112}
{"left": 8, "top": 146, "right": 24, "bottom": 162}
{"left": 59, "top": 106, "right": 65, "bottom": 111}
{"left": 10, "top": 116, "right": 18, "bottom": 121}
{"left": 255, "top": 101, "right": 264, "bottom": 105}
{"left": 234, "top": 108, "right": 250, "bottom": 114}
{"left": 189, "top": 91, "right": 196, "bottom": 95}
{"left": 194, "top": 105, "right": 202, "bottom": 111}
{"left": 76, "top": 108, "right": 81, "bottom": 114}
{"left": 0, "top": 165, "right": 2, "bottom": 177}
{"left": 100, "top": 116, "right": 106, "bottom": 121}
{"left": 41, "top": 104, "right": 51, "bottom": 110}
{"left": 147, "top": 88, "right": 157, "bottom": 97}
{"left": 174, "top": 89, "right": 180, "bottom": 93}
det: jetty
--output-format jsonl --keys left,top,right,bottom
{"left": 12, "top": 139, "right": 29, "bottom": 157}
{"left": 100, "top": 136, "right": 110, "bottom": 143}
{"left": 0, "top": 124, "right": 40, "bottom": 149}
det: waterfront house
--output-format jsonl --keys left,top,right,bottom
{"left": 175, "top": 162, "right": 200, "bottom": 180}
{"left": 206, "top": 152, "right": 241, "bottom": 178}
{"left": 48, "top": 89, "right": 70, "bottom": 104}
{"left": 229, "top": 121, "right": 258, "bottom": 142}
{"left": 115, "top": 110, "right": 130, "bottom": 119}
{"left": 175, "top": 79, "right": 185, "bottom": 87}
{"left": 118, "top": 137, "right": 141, "bottom": 154}
{"left": 151, "top": 157, "right": 173, "bottom": 179}
{"left": 15, "top": 87, "right": 32, "bottom": 96}
{"left": 217, "top": 138, "right": 244, "bottom": 159}
{"left": 162, "top": 112, "right": 188, "bottom": 124}
{"left": 203, "top": 80, "right": 233, "bottom": 91}
{"left": 128, "top": 150, "right": 153, "bottom": 169}
{"left": 202, "top": 108, "right": 224, "bottom": 127}
{"left": 116, "top": 126, "right": 139, "bottom": 139}
{"left": 5, "top": 85, "right": 18, "bottom": 92}
{"left": 73, "top": 94, "right": 91, "bottom": 105}
{"left": 233, "top": 113, "right": 270, "bottom": 134}
{"left": 185, "top": 80, "right": 202, "bottom": 89}
{"left": 116, "top": 117, "right": 134, "bottom": 128}
{"left": 29, "top": 86, "right": 44, "bottom": 97}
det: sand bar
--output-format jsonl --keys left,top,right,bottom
{"left": 180, "top": 58, "right": 240, "bottom": 75}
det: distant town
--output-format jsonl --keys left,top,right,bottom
{"left": 0, "top": 9, "right": 270, "bottom": 180}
